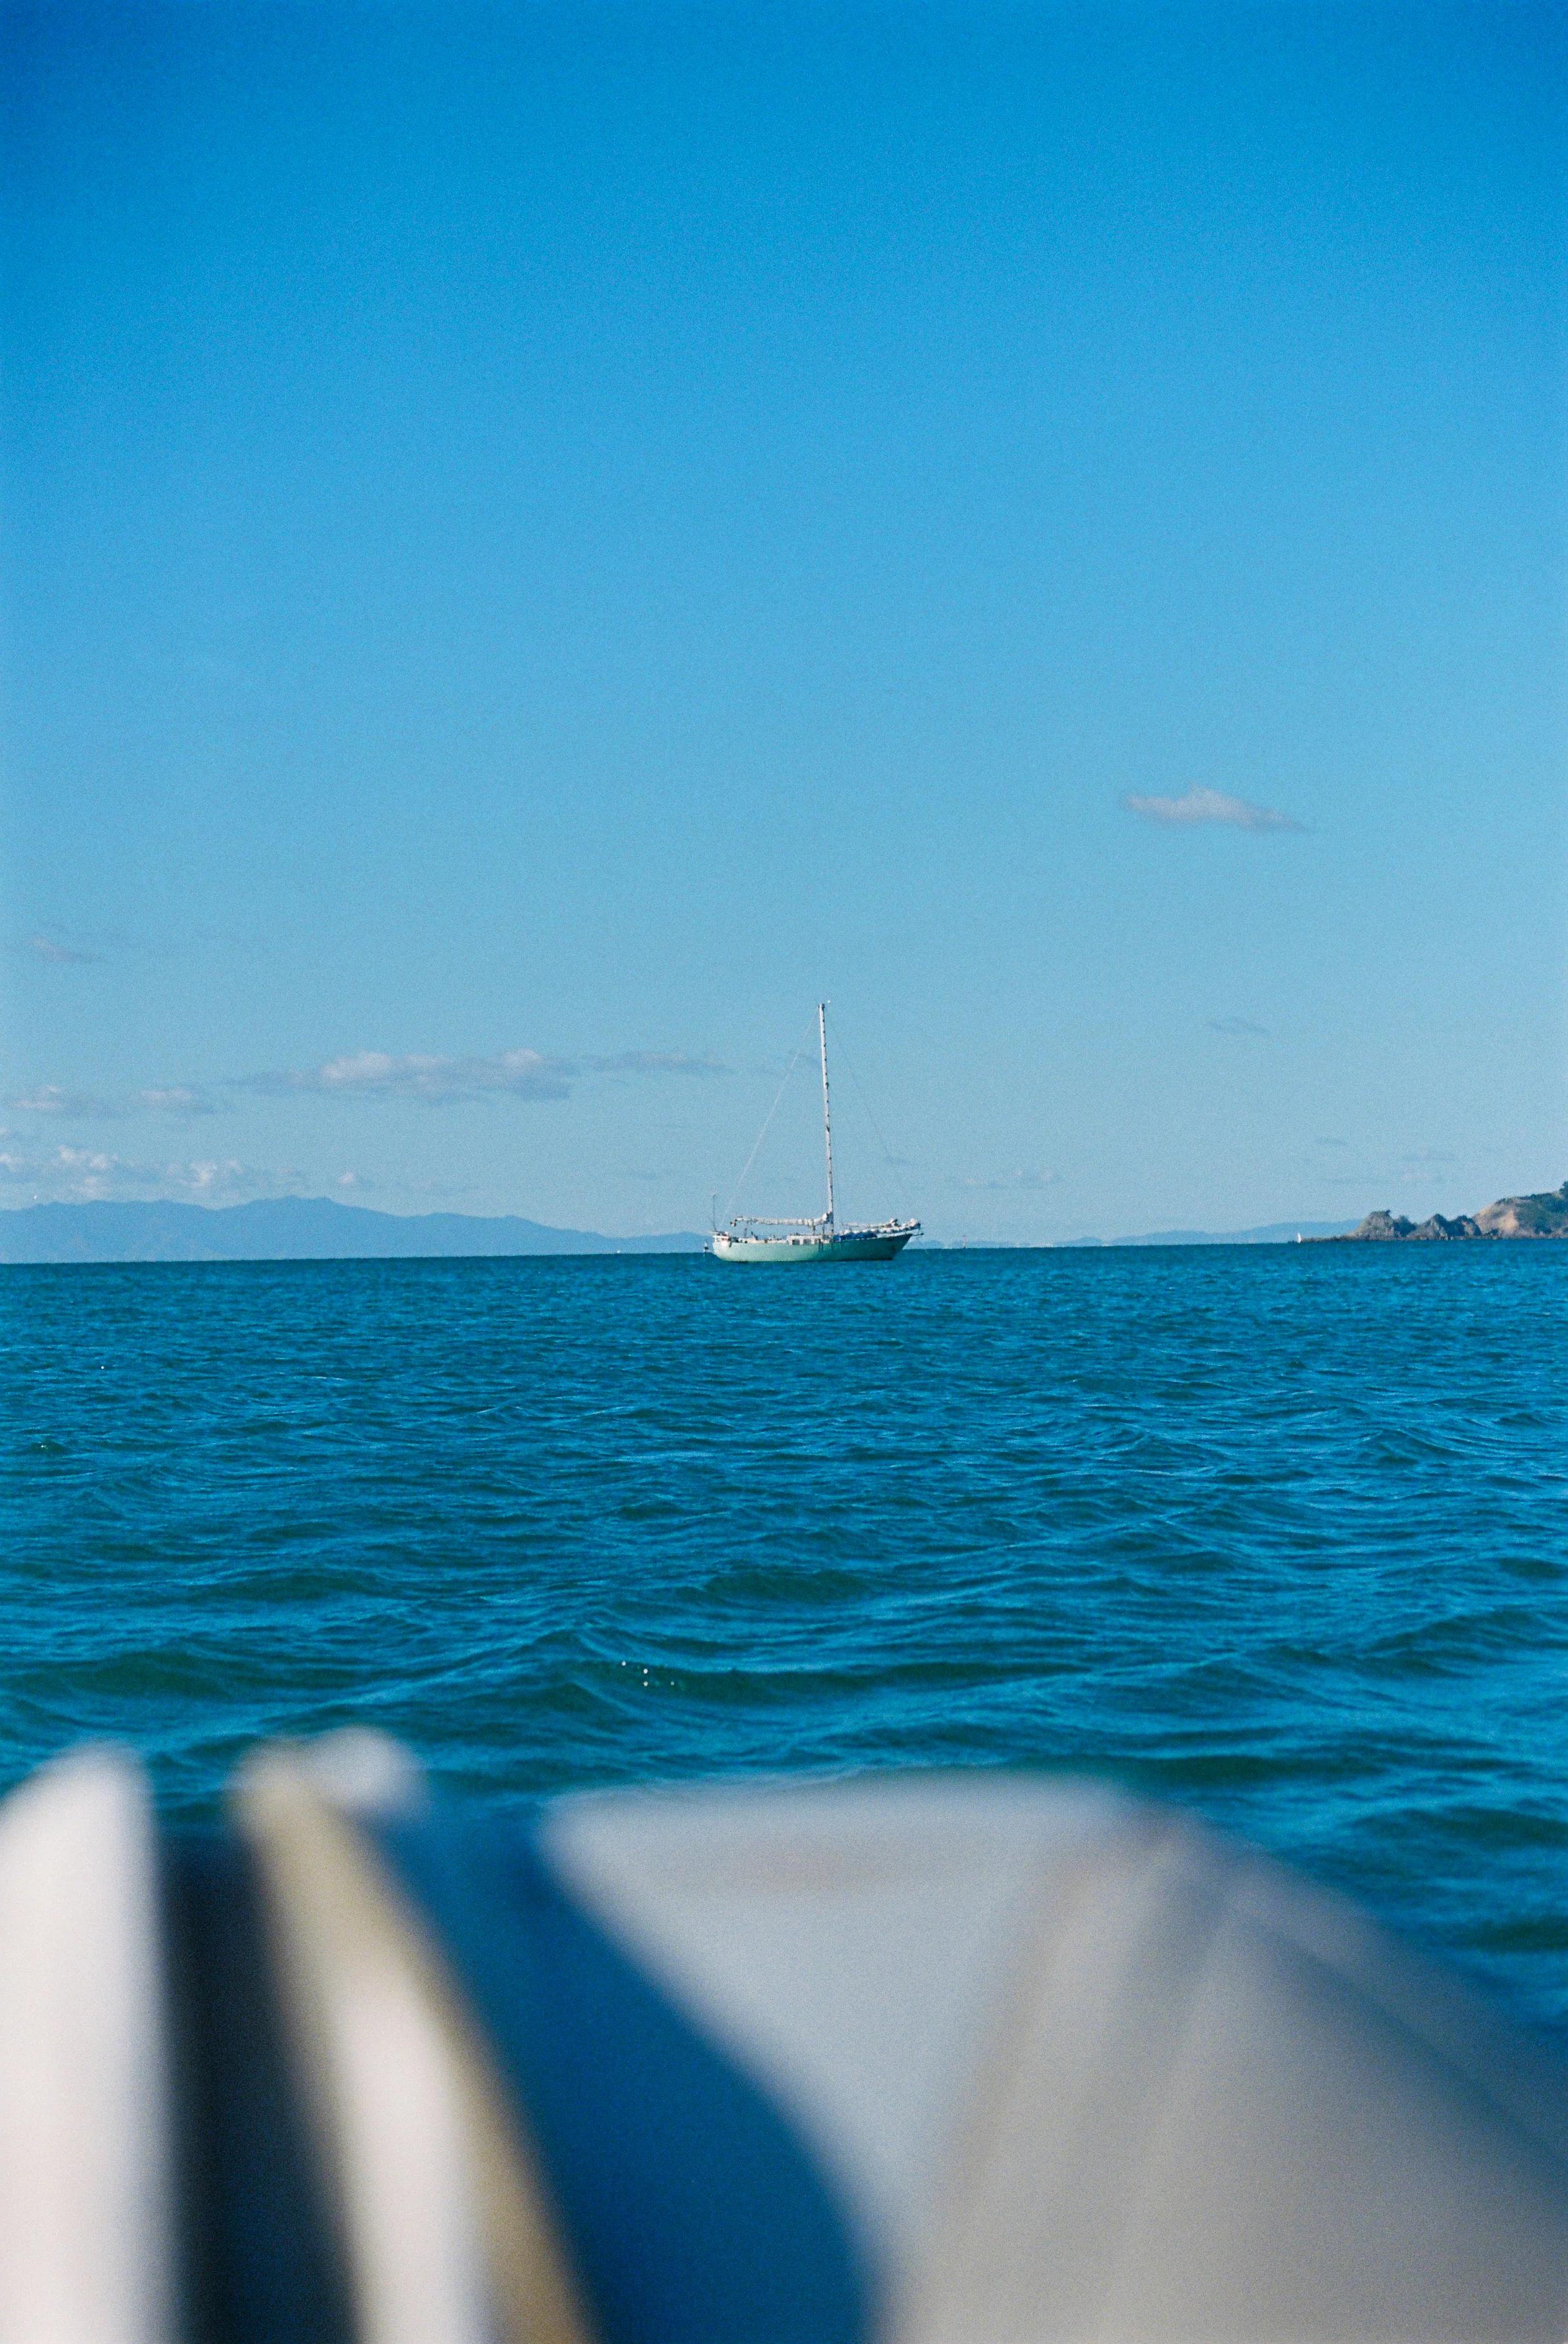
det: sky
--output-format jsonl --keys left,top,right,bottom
{"left": 3, "top": 0, "right": 1564, "bottom": 1241}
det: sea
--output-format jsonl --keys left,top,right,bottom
{"left": 6, "top": 1243, "right": 1567, "bottom": 2028}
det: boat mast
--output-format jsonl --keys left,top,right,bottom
{"left": 818, "top": 1000, "right": 835, "bottom": 1230}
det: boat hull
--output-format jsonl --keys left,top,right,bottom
{"left": 710, "top": 1228, "right": 916, "bottom": 1264}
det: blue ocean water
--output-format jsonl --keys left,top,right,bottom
{"left": 5, "top": 1245, "right": 1567, "bottom": 2022}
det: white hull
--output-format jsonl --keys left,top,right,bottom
{"left": 710, "top": 1225, "right": 917, "bottom": 1264}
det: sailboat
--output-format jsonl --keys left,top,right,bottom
{"left": 710, "top": 1005, "right": 921, "bottom": 1263}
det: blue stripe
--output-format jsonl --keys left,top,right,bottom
{"left": 372, "top": 1813, "right": 871, "bottom": 2344}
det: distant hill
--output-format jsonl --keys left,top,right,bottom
{"left": 0, "top": 1197, "right": 707, "bottom": 1264}
{"left": 1337, "top": 1180, "right": 1568, "bottom": 1243}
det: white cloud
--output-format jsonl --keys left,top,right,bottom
{"left": 1124, "top": 788, "right": 1305, "bottom": 832}
{"left": 0, "top": 1146, "right": 307, "bottom": 1204}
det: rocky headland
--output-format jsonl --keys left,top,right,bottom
{"left": 1339, "top": 1180, "right": 1568, "bottom": 1242}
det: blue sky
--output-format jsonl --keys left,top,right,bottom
{"left": 3, "top": 0, "right": 1563, "bottom": 1239}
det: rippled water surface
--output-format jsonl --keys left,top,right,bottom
{"left": 5, "top": 1246, "right": 1567, "bottom": 2019}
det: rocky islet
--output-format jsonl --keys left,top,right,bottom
{"left": 1341, "top": 1181, "right": 1568, "bottom": 1241}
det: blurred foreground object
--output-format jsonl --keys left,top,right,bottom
{"left": 0, "top": 1745, "right": 1564, "bottom": 2341}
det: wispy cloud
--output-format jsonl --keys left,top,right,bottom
{"left": 7, "top": 1083, "right": 222, "bottom": 1119}
{"left": 10, "top": 1045, "right": 728, "bottom": 1125}
{"left": 1319, "top": 1156, "right": 1463, "bottom": 1192}
{"left": 0, "top": 1145, "right": 309, "bottom": 1204}
{"left": 14, "top": 933, "right": 104, "bottom": 965}
{"left": 1208, "top": 1016, "right": 1270, "bottom": 1038}
{"left": 951, "top": 1168, "right": 1060, "bottom": 1192}
{"left": 8, "top": 1088, "right": 110, "bottom": 1117}
{"left": 140, "top": 1087, "right": 222, "bottom": 1116}
{"left": 591, "top": 1051, "right": 724, "bottom": 1079}
{"left": 1125, "top": 788, "right": 1305, "bottom": 833}
{"left": 251, "top": 1049, "right": 576, "bottom": 1104}
{"left": 249, "top": 1046, "right": 726, "bottom": 1105}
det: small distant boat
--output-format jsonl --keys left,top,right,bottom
{"left": 710, "top": 1005, "right": 920, "bottom": 1264}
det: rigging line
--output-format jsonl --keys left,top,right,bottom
{"left": 724, "top": 1022, "right": 814, "bottom": 1219}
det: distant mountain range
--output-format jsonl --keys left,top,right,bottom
{"left": 9, "top": 1190, "right": 1551, "bottom": 1264}
{"left": 1337, "top": 1180, "right": 1568, "bottom": 1242}
{"left": 0, "top": 1197, "right": 706, "bottom": 1264}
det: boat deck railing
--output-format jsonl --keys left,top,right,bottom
{"left": 716, "top": 1215, "right": 922, "bottom": 1241}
